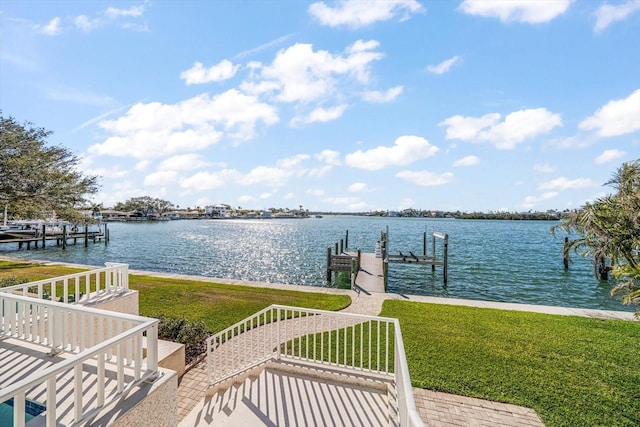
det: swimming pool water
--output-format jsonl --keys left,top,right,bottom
{"left": 0, "top": 398, "right": 46, "bottom": 426}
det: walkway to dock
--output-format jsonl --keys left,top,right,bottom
{"left": 347, "top": 251, "right": 386, "bottom": 293}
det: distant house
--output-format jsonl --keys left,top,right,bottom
{"left": 206, "top": 204, "right": 229, "bottom": 218}
{"left": 101, "top": 209, "right": 133, "bottom": 221}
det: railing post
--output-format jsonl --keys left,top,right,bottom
{"left": 207, "top": 337, "right": 212, "bottom": 385}
{"left": 14, "top": 391, "right": 25, "bottom": 427}
{"left": 146, "top": 322, "right": 158, "bottom": 371}
{"left": 276, "top": 307, "right": 281, "bottom": 360}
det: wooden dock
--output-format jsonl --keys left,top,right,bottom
{"left": 326, "top": 227, "right": 449, "bottom": 292}
{"left": 347, "top": 251, "right": 386, "bottom": 293}
{"left": 0, "top": 224, "right": 108, "bottom": 251}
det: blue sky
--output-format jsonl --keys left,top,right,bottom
{"left": 1, "top": 0, "right": 639, "bottom": 213}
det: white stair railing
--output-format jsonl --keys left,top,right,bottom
{"left": 0, "top": 264, "right": 159, "bottom": 427}
{"left": 206, "top": 304, "right": 424, "bottom": 426}
{"left": 0, "top": 262, "right": 129, "bottom": 304}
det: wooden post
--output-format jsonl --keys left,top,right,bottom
{"left": 351, "top": 257, "right": 357, "bottom": 287}
{"left": 326, "top": 247, "right": 332, "bottom": 286}
{"left": 345, "top": 230, "right": 349, "bottom": 250}
{"left": 335, "top": 242, "right": 339, "bottom": 255}
{"left": 42, "top": 224, "right": 46, "bottom": 249}
{"left": 563, "top": 237, "right": 569, "bottom": 269}
{"left": 383, "top": 259, "right": 388, "bottom": 291}
{"left": 62, "top": 224, "right": 67, "bottom": 250}
{"left": 104, "top": 223, "right": 109, "bottom": 245}
{"left": 340, "top": 239, "right": 344, "bottom": 254}
{"left": 431, "top": 233, "right": 436, "bottom": 272}
{"left": 357, "top": 249, "right": 361, "bottom": 271}
{"left": 443, "top": 235, "right": 449, "bottom": 284}
{"left": 423, "top": 231, "right": 427, "bottom": 256}
{"left": 85, "top": 224, "right": 89, "bottom": 248}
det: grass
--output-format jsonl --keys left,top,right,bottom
{"left": 0, "top": 260, "right": 351, "bottom": 333}
{"left": 129, "top": 274, "right": 350, "bottom": 332}
{"left": 381, "top": 300, "right": 640, "bottom": 427}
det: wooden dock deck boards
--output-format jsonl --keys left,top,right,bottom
{"left": 347, "top": 251, "right": 385, "bottom": 293}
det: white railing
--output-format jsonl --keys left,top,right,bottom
{"left": 0, "top": 262, "right": 129, "bottom": 304}
{"left": 206, "top": 304, "right": 424, "bottom": 426}
{"left": 0, "top": 267, "right": 159, "bottom": 427}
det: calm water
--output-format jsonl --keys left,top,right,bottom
{"left": 1, "top": 216, "right": 631, "bottom": 311}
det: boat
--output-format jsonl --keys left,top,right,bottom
{"left": 0, "top": 220, "right": 70, "bottom": 240}
{"left": 315, "top": 215, "right": 323, "bottom": 218}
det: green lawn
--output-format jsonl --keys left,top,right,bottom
{"left": 381, "top": 300, "right": 640, "bottom": 427}
{"left": 0, "top": 260, "right": 351, "bottom": 332}
{"left": 129, "top": 274, "right": 350, "bottom": 332}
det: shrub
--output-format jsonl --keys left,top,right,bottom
{"left": 153, "top": 314, "right": 211, "bottom": 365}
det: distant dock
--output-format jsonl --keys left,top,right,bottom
{"left": 326, "top": 227, "right": 449, "bottom": 293}
{"left": 0, "top": 223, "right": 109, "bottom": 251}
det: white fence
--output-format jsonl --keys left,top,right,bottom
{"left": 206, "top": 304, "right": 423, "bottom": 427}
{"left": 0, "top": 262, "right": 129, "bottom": 303}
{"left": 0, "top": 264, "right": 159, "bottom": 427}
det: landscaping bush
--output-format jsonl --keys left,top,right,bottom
{"left": 154, "top": 314, "right": 211, "bottom": 365}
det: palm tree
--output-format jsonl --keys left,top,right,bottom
{"left": 553, "top": 159, "right": 640, "bottom": 316}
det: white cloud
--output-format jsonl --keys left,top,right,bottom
{"left": 426, "top": 56, "right": 460, "bottom": 75}
{"left": 579, "top": 89, "right": 640, "bottom": 137}
{"left": 323, "top": 196, "right": 367, "bottom": 211}
{"left": 348, "top": 182, "right": 367, "bottom": 192}
{"left": 458, "top": 0, "right": 573, "bottom": 24}
{"left": 135, "top": 160, "right": 151, "bottom": 171}
{"left": 533, "top": 164, "right": 557, "bottom": 173}
{"left": 157, "top": 154, "right": 211, "bottom": 171}
{"left": 36, "top": 17, "right": 61, "bottom": 35}
{"left": 308, "top": 0, "right": 424, "bottom": 28}
{"left": 315, "top": 149, "right": 342, "bottom": 165}
{"left": 291, "top": 104, "right": 347, "bottom": 126}
{"left": 105, "top": 5, "right": 145, "bottom": 18}
{"left": 345, "top": 135, "right": 439, "bottom": 170}
{"left": 180, "top": 171, "right": 231, "bottom": 191}
{"left": 242, "top": 40, "right": 383, "bottom": 103}
{"left": 522, "top": 192, "right": 559, "bottom": 209}
{"left": 75, "top": 15, "right": 99, "bottom": 32}
{"left": 180, "top": 60, "right": 240, "bottom": 85}
{"left": 595, "top": 149, "right": 626, "bottom": 164}
{"left": 238, "top": 195, "right": 255, "bottom": 203}
{"left": 594, "top": 0, "right": 640, "bottom": 32}
{"left": 239, "top": 166, "right": 291, "bottom": 187}
{"left": 361, "top": 86, "right": 403, "bottom": 103}
{"left": 440, "top": 108, "right": 562, "bottom": 149}
{"left": 538, "top": 177, "right": 598, "bottom": 191}
{"left": 90, "top": 90, "right": 279, "bottom": 159}
{"left": 453, "top": 155, "right": 480, "bottom": 167}
{"left": 144, "top": 171, "right": 180, "bottom": 187}
{"left": 396, "top": 170, "right": 454, "bottom": 186}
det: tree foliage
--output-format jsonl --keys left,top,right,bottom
{"left": 0, "top": 114, "right": 100, "bottom": 222}
{"left": 553, "top": 159, "right": 640, "bottom": 316}
{"left": 113, "top": 196, "right": 174, "bottom": 217}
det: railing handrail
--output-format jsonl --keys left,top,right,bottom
{"left": 393, "top": 318, "right": 424, "bottom": 426}
{"left": 206, "top": 304, "right": 424, "bottom": 426}
{"left": 0, "top": 292, "right": 150, "bottom": 323}
{"left": 0, "top": 317, "right": 157, "bottom": 402}
{"left": 0, "top": 262, "right": 129, "bottom": 300}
